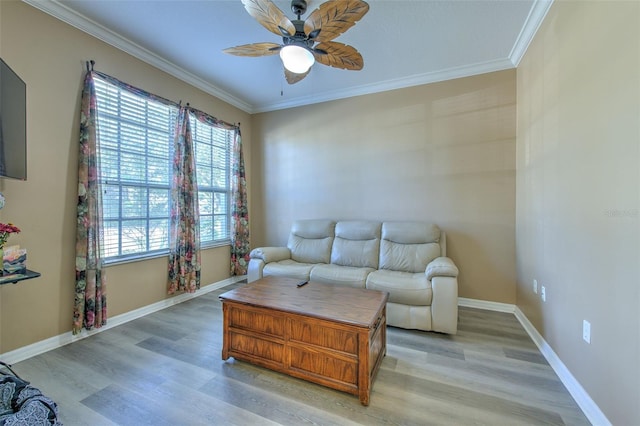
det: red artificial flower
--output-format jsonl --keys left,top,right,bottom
{"left": 0, "top": 223, "right": 21, "bottom": 248}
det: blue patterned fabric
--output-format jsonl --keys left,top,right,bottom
{"left": 0, "top": 374, "right": 60, "bottom": 425}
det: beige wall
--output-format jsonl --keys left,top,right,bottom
{"left": 251, "top": 70, "right": 517, "bottom": 303}
{"left": 0, "top": 1, "right": 251, "bottom": 353}
{"left": 3, "top": 0, "right": 636, "bottom": 423}
{"left": 517, "top": 1, "right": 639, "bottom": 424}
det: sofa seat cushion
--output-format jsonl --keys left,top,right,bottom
{"left": 310, "top": 264, "right": 374, "bottom": 288}
{"left": 366, "top": 270, "right": 433, "bottom": 306}
{"left": 263, "top": 259, "right": 316, "bottom": 281}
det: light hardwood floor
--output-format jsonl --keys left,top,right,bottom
{"left": 10, "top": 282, "right": 589, "bottom": 425}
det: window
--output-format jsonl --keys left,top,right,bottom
{"left": 190, "top": 116, "right": 231, "bottom": 245}
{"left": 94, "top": 77, "right": 232, "bottom": 262}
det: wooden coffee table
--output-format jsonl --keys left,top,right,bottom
{"left": 219, "top": 276, "right": 389, "bottom": 406}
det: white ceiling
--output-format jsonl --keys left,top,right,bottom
{"left": 26, "top": 0, "right": 551, "bottom": 113}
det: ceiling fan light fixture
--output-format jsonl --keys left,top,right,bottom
{"left": 224, "top": 0, "right": 369, "bottom": 84}
{"left": 279, "top": 45, "right": 315, "bottom": 74}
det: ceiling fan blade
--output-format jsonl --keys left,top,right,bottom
{"left": 304, "top": 0, "right": 369, "bottom": 42}
{"left": 313, "top": 41, "right": 363, "bottom": 70}
{"left": 223, "top": 42, "right": 282, "bottom": 57}
{"left": 241, "top": 0, "right": 296, "bottom": 37}
{"left": 284, "top": 67, "right": 311, "bottom": 85}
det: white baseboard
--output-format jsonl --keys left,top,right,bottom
{"left": 460, "top": 298, "right": 609, "bottom": 425}
{"left": 514, "top": 307, "right": 610, "bottom": 426}
{"left": 458, "top": 297, "right": 516, "bottom": 313}
{"left": 0, "top": 276, "right": 245, "bottom": 365}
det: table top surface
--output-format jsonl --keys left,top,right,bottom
{"left": 219, "top": 276, "right": 389, "bottom": 328}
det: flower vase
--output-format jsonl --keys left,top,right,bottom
{"left": 0, "top": 248, "right": 3, "bottom": 276}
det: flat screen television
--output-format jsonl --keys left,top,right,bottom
{"left": 0, "top": 57, "right": 27, "bottom": 180}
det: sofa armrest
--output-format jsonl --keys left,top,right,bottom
{"left": 431, "top": 276, "right": 458, "bottom": 334}
{"left": 249, "top": 247, "right": 291, "bottom": 263}
{"left": 425, "top": 256, "right": 459, "bottom": 281}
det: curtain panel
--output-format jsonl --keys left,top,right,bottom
{"left": 168, "top": 106, "right": 201, "bottom": 294}
{"left": 230, "top": 129, "right": 250, "bottom": 275}
{"left": 74, "top": 70, "right": 107, "bottom": 334}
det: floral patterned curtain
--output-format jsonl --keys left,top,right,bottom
{"left": 168, "top": 106, "right": 201, "bottom": 294}
{"left": 76, "top": 64, "right": 242, "bottom": 303}
{"left": 74, "top": 69, "right": 107, "bottom": 334}
{"left": 188, "top": 111, "right": 249, "bottom": 276}
{"left": 230, "top": 128, "right": 250, "bottom": 275}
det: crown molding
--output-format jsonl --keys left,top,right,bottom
{"left": 255, "top": 0, "right": 556, "bottom": 112}
{"left": 22, "top": 0, "right": 552, "bottom": 114}
{"left": 254, "top": 57, "right": 516, "bottom": 113}
{"left": 21, "top": 0, "right": 253, "bottom": 113}
{"left": 509, "top": 0, "right": 554, "bottom": 66}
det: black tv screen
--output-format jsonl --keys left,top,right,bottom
{"left": 0, "top": 58, "right": 27, "bottom": 181}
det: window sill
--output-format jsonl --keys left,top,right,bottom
{"left": 103, "top": 240, "right": 231, "bottom": 268}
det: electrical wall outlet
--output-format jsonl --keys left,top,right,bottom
{"left": 533, "top": 279, "right": 538, "bottom": 294}
{"left": 541, "top": 286, "right": 546, "bottom": 302}
{"left": 583, "top": 320, "right": 591, "bottom": 343}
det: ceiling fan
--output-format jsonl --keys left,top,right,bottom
{"left": 223, "top": 0, "right": 369, "bottom": 84}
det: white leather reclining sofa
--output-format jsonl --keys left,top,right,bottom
{"left": 248, "top": 219, "right": 459, "bottom": 334}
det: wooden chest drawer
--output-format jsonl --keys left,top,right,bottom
{"left": 228, "top": 306, "right": 285, "bottom": 337}
{"left": 289, "top": 318, "right": 358, "bottom": 354}
{"left": 228, "top": 330, "right": 284, "bottom": 364}
{"left": 288, "top": 345, "right": 358, "bottom": 390}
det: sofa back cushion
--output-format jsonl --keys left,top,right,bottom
{"left": 287, "top": 219, "right": 335, "bottom": 264}
{"left": 331, "top": 221, "right": 381, "bottom": 268}
{"left": 379, "top": 222, "right": 441, "bottom": 273}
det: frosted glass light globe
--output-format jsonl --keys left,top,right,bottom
{"left": 279, "top": 45, "right": 315, "bottom": 74}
